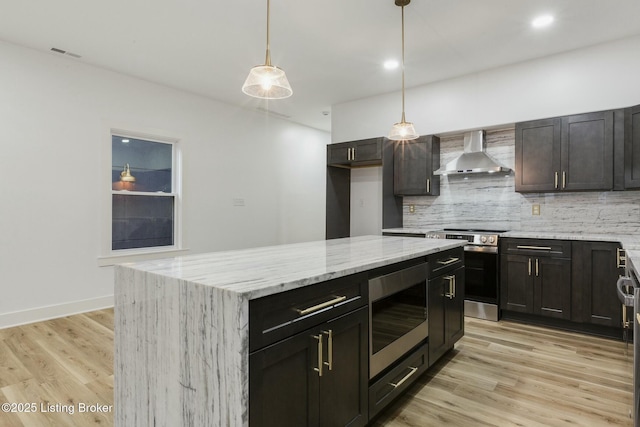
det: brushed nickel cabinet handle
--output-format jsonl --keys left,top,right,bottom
{"left": 636, "top": 313, "right": 640, "bottom": 325}
{"left": 444, "top": 275, "right": 455, "bottom": 299}
{"left": 528, "top": 258, "right": 532, "bottom": 276}
{"left": 427, "top": 178, "right": 431, "bottom": 193}
{"left": 437, "top": 257, "right": 460, "bottom": 266}
{"left": 452, "top": 276, "right": 456, "bottom": 299}
{"left": 389, "top": 366, "right": 418, "bottom": 388}
{"left": 323, "top": 330, "right": 333, "bottom": 371}
{"left": 352, "top": 147, "right": 356, "bottom": 161}
{"left": 617, "top": 248, "right": 627, "bottom": 268}
{"left": 313, "top": 334, "right": 323, "bottom": 377}
{"left": 554, "top": 171, "right": 558, "bottom": 189}
{"left": 535, "top": 258, "right": 539, "bottom": 277}
{"left": 296, "top": 296, "right": 347, "bottom": 316}
{"left": 562, "top": 171, "right": 566, "bottom": 189}
{"left": 516, "top": 245, "right": 552, "bottom": 251}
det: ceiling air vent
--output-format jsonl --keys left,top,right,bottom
{"left": 50, "top": 47, "right": 82, "bottom": 59}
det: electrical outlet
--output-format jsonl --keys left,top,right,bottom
{"left": 532, "top": 204, "right": 540, "bottom": 216}
{"left": 409, "top": 204, "right": 415, "bottom": 214}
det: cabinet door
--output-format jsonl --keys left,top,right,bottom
{"left": 352, "top": 138, "right": 382, "bottom": 163}
{"left": 572, "top": 241, "right": 623, "bottom": 327}
{"left": 318, "top": 308, "right": 368, "bottom": 427}
{"left": 250, "top": 331, "right": 320, "bottom": 427}
{"left": 428, "top": 266, "right": 465, "bottom": 366}
{"left": 625, "top": 105, "right": 640, "bottom": 189}
{"left": 393, "top": 136, "right": 440, "bottom": 196}
{"left": 500, "top": 254, "right": 534, "bottom": 313}
{"left": 328, "top": 142, "right": 354, "bottom": 166}
{"left": 561, "top": 111, "right": 614, "bottom": 191}
{"left": 445, "top": 266, "right": 465, "bottom": 346}
{"left": 515, "top": 118, "right": 561, "bottom": 192}
{"left": 534, "top": 257, "right": 571, "bottom": 320}
{"left": 428, "top": 275, "right": 447, "bottom": 366}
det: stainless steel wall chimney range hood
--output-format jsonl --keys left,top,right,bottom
{"left": 434, "top": 130, "right": 511, "bottom": 175}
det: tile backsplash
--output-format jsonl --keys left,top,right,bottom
{"left": 402, "top": 128, "right": 640, "bottom": 234}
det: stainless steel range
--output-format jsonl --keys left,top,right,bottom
{"left": 426, "top": 228, "right": 505, "bottom": 321}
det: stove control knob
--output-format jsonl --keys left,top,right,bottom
{"left": 481, "top": 236, "right": 487, "bottom": 243}
{"left": 489, "top": 236, "right": 495, "bottom": 244}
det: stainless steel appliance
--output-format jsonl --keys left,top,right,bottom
{"left": 369, "top": 262, "right": 429, "bottom": 379}
{"left": 618, "top": 261, "right": 639, "bottom": 425}
{"left": 426, "top": 228, "right": 504, "bottom": 321}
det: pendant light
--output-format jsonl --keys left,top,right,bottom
{"left": 388, "top": 0, "right": 419, "bottom": 141}
{"left": 242, "top": 0, "right": 293, "bottom": 99}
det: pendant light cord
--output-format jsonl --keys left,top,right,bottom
{"left": 265, "top": 0, "right": 272, "bottom": 66}
{"left": 401, "top": 4, "right": 406, "bottom": 123}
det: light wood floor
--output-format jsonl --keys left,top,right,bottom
{"left": 0, "top": 311, "right": 633, "bottom": 426}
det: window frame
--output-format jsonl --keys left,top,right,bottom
{"left": 99, "top": 127, "right": 186, "bottom": 266}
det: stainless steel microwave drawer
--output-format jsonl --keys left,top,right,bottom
{"left": 249, "top": 273, "right": 368, "bottom": 352}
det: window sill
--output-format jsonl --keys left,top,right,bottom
{"left": 97, "top": 248, "right": 190, "bottom": 267}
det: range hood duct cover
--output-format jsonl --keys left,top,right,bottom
{"left": 434, "top": 130, "right": 511, "bottom": 175}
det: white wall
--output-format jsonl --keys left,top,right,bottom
{"left": 332, "top": 35, "right": 640, "bottom": 142}
{"left": 350, "top": 167, "right": 383, "bottom": 236}
{"left": 0, "top": 41, "right": 328, "bottom": 327}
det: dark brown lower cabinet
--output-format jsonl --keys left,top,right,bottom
{"left": 249, "top": 307, "right": 368, "bottom": 427}
{"left": 501, "top": 245, "right": 571, "bottom": 320}
{"left": 428, "top": 266, "right": 465, "bottom": 366}
{"left": 571, "top": 241, "right": 624, "bottom": 327}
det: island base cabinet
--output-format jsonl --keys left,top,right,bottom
{"left": 249, "top": 307, "right": 368, "bottom": 427}
{"left": 428, "top": 265, "right": 465, "bottom": 366}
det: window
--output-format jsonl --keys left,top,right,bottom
{"left": 111, "top": 133, "right": 180, "bottom": 252}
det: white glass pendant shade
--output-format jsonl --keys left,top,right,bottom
{"left": 388, "top": 120, "right": 419, "bottom": 141}
{"left": 242, "top": 64, "right": 292, "bottom": 99}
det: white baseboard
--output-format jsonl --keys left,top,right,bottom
{"left": 0, "top": 295, "right": 114, "bottom": 329}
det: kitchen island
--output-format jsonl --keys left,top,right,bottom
{"left": 114, "top": 235, "right": 466, "bottom": 427}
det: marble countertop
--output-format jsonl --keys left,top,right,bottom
{"left": 119, "top": 235, "right": 466, "bottom": 300}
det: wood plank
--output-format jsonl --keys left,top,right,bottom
{"left": 0, "top": 309, "right": 634, "bottom": 427}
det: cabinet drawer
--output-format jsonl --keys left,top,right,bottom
{"left": 428, "top": 247, "right": 464, "bottom": 276}
{"left": 249, "top": 273, "right": 367, "bottom": 352}
{"left": 368, "top": 343, "right": 428, "bottom": 420}
{"left": 502, "top": 238, "right": 571, "bottom": 258}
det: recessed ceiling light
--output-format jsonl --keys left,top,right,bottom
{"left": 121, "top": 139, "right": 130, "bottom": 143}
{"left": 532, "top": 15, "right": 554, "bottom": 29}
{"left": 383, "top": 59, "right": 399, "bottom": 70}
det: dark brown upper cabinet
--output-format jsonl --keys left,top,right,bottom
{"left": 327, "top": 138, "right": 383, "bottom": 168}
{"left": 515, "top": 110, "right": 616, "bottom": 193}
{"left": 624, "top": 104, "right": 640, "bottom": 189}
{"left": 393, "top": 135, "right": 440, "bottom": 196}
{"left": 515, "top": 118, "right": 561, "bottom": 192}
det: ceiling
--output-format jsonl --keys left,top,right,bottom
{"left": 2, "top": 0, "right": 640, "bottom": 132}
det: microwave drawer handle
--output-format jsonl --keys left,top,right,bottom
{"left": 296, "top": 295, "right": 347, "bottom": 316}
{"left": 437, "top": 257, "right": 460, "bottom": 266}
{"left": 516, "top": 245, "right": 552, "bottom": 251}
{"left": 389, "top": 366, "right": 419, "bottom": 388}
